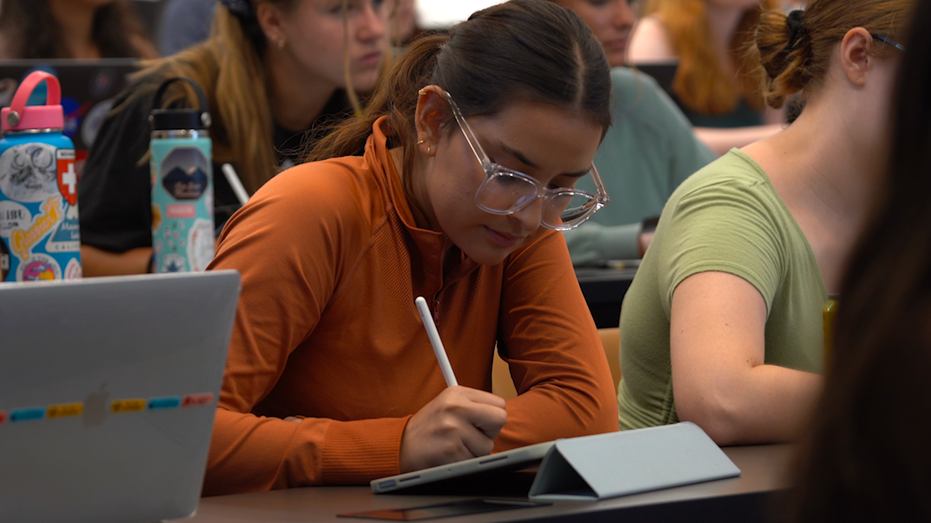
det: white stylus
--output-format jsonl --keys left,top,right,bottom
{"left": 415, "top": 296, "right": 458, "bottom": 387}
{"left": 221, "top": 163, "right": 250, "bottom": 206}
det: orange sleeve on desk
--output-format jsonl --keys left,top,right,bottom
{"left": 205, "top": 409, "right": 409, "bottom": 495}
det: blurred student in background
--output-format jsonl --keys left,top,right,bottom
{"left": 549, "top": 0, "right": 715, "bottom": 263}
{"left": 617, "top": 0, "right": 912, "bottom": 444}
{"left": 78, "top": 0, "right": 389, "bottom": 276}
{"left": 157, "top": 0, "right": 216, "bottom": 56}
{"left": 0, "top": 0, "right": 157, "bottom": 59}
{"left": 629, "top": 0, "right": 785, "bottom": 155}
{"left": 787, "top": 0, "right": 930, "bottom": 519}
{"left": 203, "top": 0, "right": 618, "bottom": 494}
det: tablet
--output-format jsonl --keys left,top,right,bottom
{"left": 371, "top": 441, "right": 555, "bottom": 494}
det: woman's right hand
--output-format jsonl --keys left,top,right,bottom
{"left": 399, "top": 386, "right": 507, "bottom": 473}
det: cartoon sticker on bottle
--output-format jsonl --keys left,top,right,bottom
{"left": 17, "top": 253, "right": 61, "bottom": 281}
{"left": 161, "top": 147, "right": 208, "bottom": 201}
{"left": 0, "top": 143, "right": 60, "bottom": 202}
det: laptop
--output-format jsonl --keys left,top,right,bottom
{"left": 371, "top": 440, "right": 555, "bottom": 494}
{"left": 0, "top": 270, "right": 240, "bottom": 523}
{"left": 0, "top": 59, "right": 139, "bottom": 174}
{"left": 629, "top": 61, "right": 679, "bottom": 96}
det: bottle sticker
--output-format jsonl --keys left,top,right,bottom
{"left": 161, "top": 147, "right": 208, "bottom": 200}
{"left": 45, "top": 203, "right": 80, "bottom": 253}
{"left": 16, "top": 253, "right": 61, "bottom": 281}
{"left": 10, "top": 407, "right": 45, "bottom": 422}
{"left": 181, "top": 393, "right": 215, "bottom": 407}
{"left": 56, "top": 149, "right": 77, "bottom": 206}
{"left": 147, "top": 397, "right": 181, "bottom": 410}
{"left": 110, "top": 399, "right": 146, "bottom": 413}
{"left": 9, "top": 196, "right": 61, "bottom": 261}
{"left": 0, "top": 200, "right": 30, "bottom": 238}
{"left": 187, "top": 218, "right": 214, "bottom": 272}
{"left": 0, "top": 143, "right": 59, "bottom": 202}
{"left": 64, "top": 257, "right": 82, "bottom": 280}
{"left": 166, "top": 204, "right": 196, "bottom": 218}
{"left": 46, "top": 402, "right": 83, "bottom": 418}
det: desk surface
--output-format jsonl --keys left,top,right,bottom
{"left": 182, "top": 444, "right": 792, "bottom": 523}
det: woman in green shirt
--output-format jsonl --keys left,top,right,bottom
{"left": 617, "top": 0, "right": 914, "bottom": 444}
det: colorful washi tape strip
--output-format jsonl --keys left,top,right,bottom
{"left": 2, "top": 391, "right": 218, "bottom": 426}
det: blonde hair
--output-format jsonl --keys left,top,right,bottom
{"left": 644, "top": 0, "right": 779, "bottom": 115}
{"left": 124, "top": 0, "right": 373, "bottom": 194}
{"left": 751, "top": 0, "right": 914, "bottom": 109}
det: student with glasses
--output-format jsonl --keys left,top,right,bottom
{"left": 616, "top": 0, "right": 913, "bottom": 445}
{"left": 203, "top": 0, "right": 619, "bottom": 495}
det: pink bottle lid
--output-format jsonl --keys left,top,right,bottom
{"left": 1, "top": 71, "right": 64, "bottom": 132}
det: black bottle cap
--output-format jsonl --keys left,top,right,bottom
{"left": 150, "top": 77, "right": 211, "bottom": 131}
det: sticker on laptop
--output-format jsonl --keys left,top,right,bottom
{"left": 110, "top": 399, "right": 146, "bottom": 413}
{"left": 181, "top": 393, "right": 215, "bottom": 407}
{"left": 0, "top": 411, "right": 7, "bottom": 424}
{"left": 147, "top": 397, "right": 181, "bottom": 410}
{"left": 10, "top": 407, "right": 45, "bottom": 422}
{"left": 46, "top": 402, "right": 83, "bottom": 418}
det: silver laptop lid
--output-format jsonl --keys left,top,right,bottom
{"left": 0, "top": 270, "right": 240, "bottom": 523}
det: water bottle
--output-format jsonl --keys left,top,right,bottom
{"left": 0, "top": 71, "right": 80, "bottom": 282}
{"left": 149, "top": 77, "right": 213, "bottom": 273}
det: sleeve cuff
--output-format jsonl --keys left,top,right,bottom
{"left": 320, "top": 415, "right": 411, "bottom": 484}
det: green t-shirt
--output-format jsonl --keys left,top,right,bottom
{"left": 563, "top": 67, "right": 716, "bottom": 264}
{"left": 616, "top": 149, "right": 827, "bottom": 430}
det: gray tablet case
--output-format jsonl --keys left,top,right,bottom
{"left": 0, "top": 271, "right": 241, "bottom": 523}
{"left": 528, "top": 422, "right": 740, "bottom": 500}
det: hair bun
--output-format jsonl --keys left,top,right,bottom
{"left": 786, "top": 10, "right": 806, "bottom": 51}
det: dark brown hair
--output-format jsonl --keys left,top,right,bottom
{"left": 307, "top": 0, "right": 612, "bottom": 196}
{"left": 785, "top": 0, "right": 930, "bottom": 520}
{"left": 750, "top": 0, "right": 912, "bottom": 109}
{"left": 0, "top": 0, "right": 153, "bottom": 59}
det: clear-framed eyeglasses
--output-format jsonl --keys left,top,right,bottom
{"left": 443, "top": 91, "right": 609, "bottom": 231}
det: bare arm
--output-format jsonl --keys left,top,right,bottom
{"left": 670, "top": 271, "right": 821, "bottom": 445}
{"left": 80, "top": 245, "right": 152, "bottom": 277}
{"left": 628, "top": 16, "right": 676, "bottom": 63}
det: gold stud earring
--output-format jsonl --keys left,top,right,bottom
{"left": 426, "top": 146, "right": 432, "bottom": 155}
{"left": 418, "top": 88, "right": 427, "bottom": 96}
{"left": 416, "top": 140, "right": 425, "bottom": 145}
{"left": 278, "top": 38, "right": 285, "bottom": 50}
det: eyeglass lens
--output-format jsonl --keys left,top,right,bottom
{"left": 475, "top": 172, "right": 596, "bottom": 228}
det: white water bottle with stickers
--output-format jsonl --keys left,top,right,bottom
{"left": 149, "top": 77, "right": 214, "bottom": 273}
{"left": 0, "top": 71, "right": 81, "bottom": 282}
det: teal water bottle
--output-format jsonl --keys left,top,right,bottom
{"left": 149, "top": 77, "right": 213, "bottom": 273}
{"left": 0, "top": 71, "right": 81, "bottom": 282}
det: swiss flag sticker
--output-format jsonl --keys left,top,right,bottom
{"left": 0, "top": 411, "right": 7, "bottom": 425}
{"left": 57, "top": 149, "right": 78, "bottom": 206}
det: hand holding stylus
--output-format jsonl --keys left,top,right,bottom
{"left": 398, "top": 297, "right": 508, "bottom": 473}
